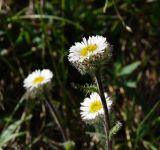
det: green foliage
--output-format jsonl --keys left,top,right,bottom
{"left": 143, "top": 141, "right": 158, "bottom": 150}
{"left": 0, "top": 0, "right": 160, "bottom": 149}
{"left": 79, "top": 84, "right": 98, "bottom": 94}
{"left": 117, "top": 61, "right": 141, "bottom": 76}
{"left": 64, "top": 141, "right": 75, "bottom": 150}
{"left": 0, "top": 121, "right": 23, "bottom": 148}
{"left": 0, "top": 115, "right": 31, "bottom": 148}
{"left": 109, "top": 121, "right": 122, "bottom": 140}
{"left": 136, "top": 101, "right": 160, "bottom": 143}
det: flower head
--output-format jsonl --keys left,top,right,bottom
{"left": 80, "top": 92, "right": 112, "bottom": 121}
{"left": 23, "top": 69, "right": 53, "bottom": 91}
{"left": 68, "top": 35, "right": 111, "bottom": 74}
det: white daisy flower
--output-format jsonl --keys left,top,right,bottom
{"left": 68, "top": 35, "right": 111, "bottom": 74}
{"left": 23, "top": 69, "right": 53, "bottom": 90}
{"left": 80, "top": 92, "right": 112, "bottom": 121}
{"left": 69, "top": 35, "right": 108, "bottom": 62}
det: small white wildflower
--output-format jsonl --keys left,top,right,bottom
{"left": 23, "top": 69, "right": 53, "bottom": 91}
{"left": 80, "top": 92, "right": 112, "bottom": 121}
{"left": 68, "top": 35, "right": 111, "bottom": 74}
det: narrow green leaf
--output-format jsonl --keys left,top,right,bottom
{"left": 0, "top": 120, "right": 22, "bottom": 147}
{"left": 124, "top": 80, "right": 137, "bottom": 88}
{"left": 118, "top": 61, "right": 141, "bottom": 76}
{"left": 143, "top": 141, "right": 158, "bottom": 150}
{"left": 0, "top": 115, "right": 31, "bottom": 147}
{"left": 136, "top": 101, "right": 160, "bottom": 138}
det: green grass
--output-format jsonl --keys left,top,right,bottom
{"left": 0, "top": 0, "right": 160, "bottom": 149}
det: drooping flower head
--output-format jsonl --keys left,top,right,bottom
{"left": 80, "top": 92, "right": 112, "bottom": 121}
{"left": 68, "top": 35, "right": 111, "bottom": 74}
{"left": 23, "top": 69, "right": 53, "bottom": 91}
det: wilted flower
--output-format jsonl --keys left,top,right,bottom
{"left": 68, "top": 35, "right": 111, "bottom": 74}
{"left": 80, "top": 92, "right": 112, "bottom": 121}
{"left": 23, "top": 69, "right": 53, "bottom": 91}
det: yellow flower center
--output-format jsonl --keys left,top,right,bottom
{"left": 80, "top": 44, "right": 97, "bottom": 56}
{"left": 32, "top": 76, "right": 45, "bottom": 84}
{"left": 89, "top": 100, "right": 102, "bottom": 113}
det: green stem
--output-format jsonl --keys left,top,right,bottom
{"left": 95, "top": 72, "right": 112, "bottom": 150}
{"left": 4, "top": 93, "right": 26, "bottom": 128}
{"left": 44, "top": 94, "right": 67, "bottom": 141}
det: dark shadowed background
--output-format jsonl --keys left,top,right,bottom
{"left": 0, "top": 0, "right": 160, "bottom": 149}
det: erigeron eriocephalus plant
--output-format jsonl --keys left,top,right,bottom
{"left": 68, "top": 35, "right": 121, "bottom": 150}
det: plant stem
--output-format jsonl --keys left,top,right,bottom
{"left": 95, "top": 72, "right": 112, "bottom": 150}
{"left": 44, "top": 94, "right": 67, "bottom": 141}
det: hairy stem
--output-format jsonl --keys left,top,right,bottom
{"left": 95, "top": 72, "right": 112, "bottom": 150}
